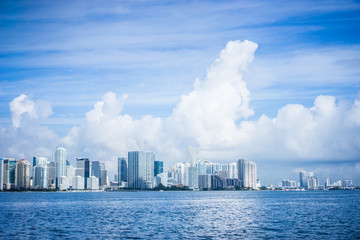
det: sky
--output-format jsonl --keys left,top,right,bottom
{"left": 1, "top": 0, "right": 360, "bottom": 185}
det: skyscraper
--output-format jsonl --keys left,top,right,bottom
{"left": 0, "top": 158, "right": 3, "bottom": 191}
{"left": 3, "top": 158, "right": 17, "bottom": 190}
{"left": 118, "top": 157, "right": 127, "bottom": 184}
{"left": 76, "top": 158, "right": 90, "bottom": 189}
{"left": 54, "top": 147, "right": 67, "bottom": 189}
{"left": 299, "top": 171, "right": 308, "bottom": 188}
{"left": 92, "top": 161, "right": 107, "bottom": 186}
{"left": 33, "top": 157, "right": 48, "bottom": 189}
{"left": 47, "top": 162, "right": 56, "bottom": 188}
{"left": 15, "top": 159, "right": 31, "bottom": 190}
{"left": 237, "top": 158, "right": 257, "bottom": 189}
{"left": 128, "top": 151, "right": 155, "bottom": 189}
{"left": 154, "top": 161, "right": 163, "bottom": 177}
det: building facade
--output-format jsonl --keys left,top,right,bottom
{"left": 76, "top": 158, "right": 91, "bottom": 189}
{"left": 15, "top": 159, "right": 31, "bottom": 190}
{"left": 3, "top": 158, "right": 17, "bottom": 190}
{"left": 237, "top": 158, "right": 257, "bottom": 189}
{"left": 54, "top": 147, "right": 67, "bottom": 189}
{"left": 118, "top": 157, "right": 127, "bottom": 184}
{"left": 128, "top": 151, "right": 155, "bottom": 189}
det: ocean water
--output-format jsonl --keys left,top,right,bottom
{"left": 0, "top": 191, "right": 359, "bottom": 239}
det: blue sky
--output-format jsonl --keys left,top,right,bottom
{"left": 1, "top": 0, "right": 360, "bottom": 184}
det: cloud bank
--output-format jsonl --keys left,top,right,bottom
{"left": 1, "top": 40, "right": 359, "bottom": 177}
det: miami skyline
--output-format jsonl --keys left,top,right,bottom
{"left": 0, "top": 1, "right": 359, "bottom": 185}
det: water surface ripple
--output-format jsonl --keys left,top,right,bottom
{"left": 0, "top": 191, "right": 359, "bottom": 239}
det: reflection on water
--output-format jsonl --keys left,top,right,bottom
{"left": 0, "top": 191, "right": 359, "bottom": 239}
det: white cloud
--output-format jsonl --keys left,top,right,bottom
{"left": 9, "top": 94, "right": 53, "bottom": 127}
{"left": 1, "top": 40, "right": 359, "bottom": 182}
{"left": 58, "top": 40, "right": 360, "bottom": 167}
{"left": 1, "top": 95, "right": 58, "bottom": 160}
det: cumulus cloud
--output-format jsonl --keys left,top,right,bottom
{"left": 1, "top": 95, "right": 58, "bottom": 160}
{"left": 9, "top": 94, "right": 53, "bottom": 127}
{"left": 1, "top": 40, "right": 360, "bottom": 181}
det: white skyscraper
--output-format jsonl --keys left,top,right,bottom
{"left": 128, "top": 151, "right": 155, "bottom": 189}
{"left": 54, "top": 147, "right": 67, "bottom": 189}
{"left": 33, "top": 157, "right": 48, "bottom": 189}
{"left": 0, "top": 158, "right": 3, "bottom": 191}
{"left": 237, "top": 158, "right": 257, "bottom": 189}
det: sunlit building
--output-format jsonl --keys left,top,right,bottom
{"left": 128, "top": 151, "right": 155, "bottom": 189}
{"left": 33, "top": 157, "right": 48, "bottom": 189}
{"left": 15, "top": 159, "right": 31, "bottom": 190}
{"left": 76, "top": 158, "right": 90, "bottom": 189}
{"left": 2, "top": 158, "right": 17, "bottom": 190}
{"left": 54, "top": 147, "right": 67, "bottom": 189}
{"left": 237, "top": 158, "right": 257, "bottom": 189}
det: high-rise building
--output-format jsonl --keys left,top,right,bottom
{"left": 47, "top": 162, "right": 56, "bottom": 188}
{"left": 154, "top": 161, "right": 164, "bottom": 177}
{"left": 72, "top": 176, "right": 84, "bottom": 190}
{"left": 54, "top": 147, "right": 67, "bottom": 189}
{"left": 188, "top": 166, "right": 198, "bottom": 189}
{"left": 299, "top": 171, "right": 308, "bottom": 188}
{"left": 325, "top": 178, "right": 331, "bottom": 188}
{"left": 76, "top": 158, "right": 91, "bottom": 189}
{"left": 87, "top": 176, "right": 99, "bottom": 190}
{"left": 211, "top": 175, "right": 226, "bottom": 189}
{"left": 15, "top": 159, "right": 31, "bottom": 190}
{"left": 128, "top": 151, "right": 155, "bottom": 189}
{"left": 0, "top": 158, "right": 3, "bottom": 191}
{"left": 33, "top": 157, "right": 48, "bottom": 189}
{"left": 308, "top": 176, "right": 319, "bottom": 189}
{"left": 237, "top": 158, "right": 257, "bottom": 189}
{"left": 118, "top": 157, "right": 127, "bottom": 184}
{"left": 91, "top": 161, "right": 107, "bottom": 186}
{"left": 3, "top": 158, "right": 17, "bottom": 190}
{"left": 198, "top": 174, "right": 211, "bottom": 189}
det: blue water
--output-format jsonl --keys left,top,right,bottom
{"left": 0, "top": 191, "right": 359, "bottom": 239}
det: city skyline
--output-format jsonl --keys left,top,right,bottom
{"left": 0, "top": 147, "right": 356, "bottom": 188}
{"left": 0, "top": 1, "right": 359, "bottom": 185}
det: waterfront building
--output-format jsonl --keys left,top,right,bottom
{"left": 299, "top": 171, "right": 308, "bottom": 188}
{"left": 15, "top": 159, "right": 31, "bottom": 190}
{"left": 211, "top": 175, "right": 226, "bottom": 189}
{"left": 237, "top": 158, "right": 257, "bottom": 189}
{"left": 155, "top": 172, "right": 168, "bottom": 187}
{"left": 33, "top": 157, "right": 48, "bottom": 189}
{"left": 128, "top": 151, "right": 155, "bottom": 189}
{"left": 188, "top": 166, "right": 198, "bottom": 189}
{"left": 72, "top": 176, "right": 85, "bottom": 190}
{"left": 47, "top": 162, "right": 56, "bottom": 188}
{"left": 308, "top": 176, "right": 319, "bottom": 190}
{"left": 227, "top": 163, "right": 238, "bottom": 179}
{"left": 154, "top": 160, "right": 164, "bottom": 177}
{"left": 118, "top": 157, "right": 127, "bottom": 185}
{"left": 76, "top": 158, "right": 90, "bottom": 189}
{"left": 59, "top": 176, "right": 70, "bottom": 190}
{"left": 54, "top": 147, "right": 67, "bottom": 189}
{"left": 92, "top": 161, "right": 107, "bottom": 186}
{"left": 2, "top": 158, "right": 17, "bottom": 190}
{"left": 0, "top": 158, "right": 3, "bottom": 191}
{"left": 198, "top": 174, "right": 211, "bottom": 189}
{"left": 87, "top": 176, "right": 99, "bottom": 190}
{"left": 226, "top": 178, "right": 241, "bottom": 188}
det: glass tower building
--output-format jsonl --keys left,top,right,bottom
{"left": 118, "top": 157, "right": 127, "bottom": 185}
{"left": 54, "top": 147, "right": 67, "bottom": 189}
{"left": 128, "top": 151, "right": 155, "bottom": 189}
